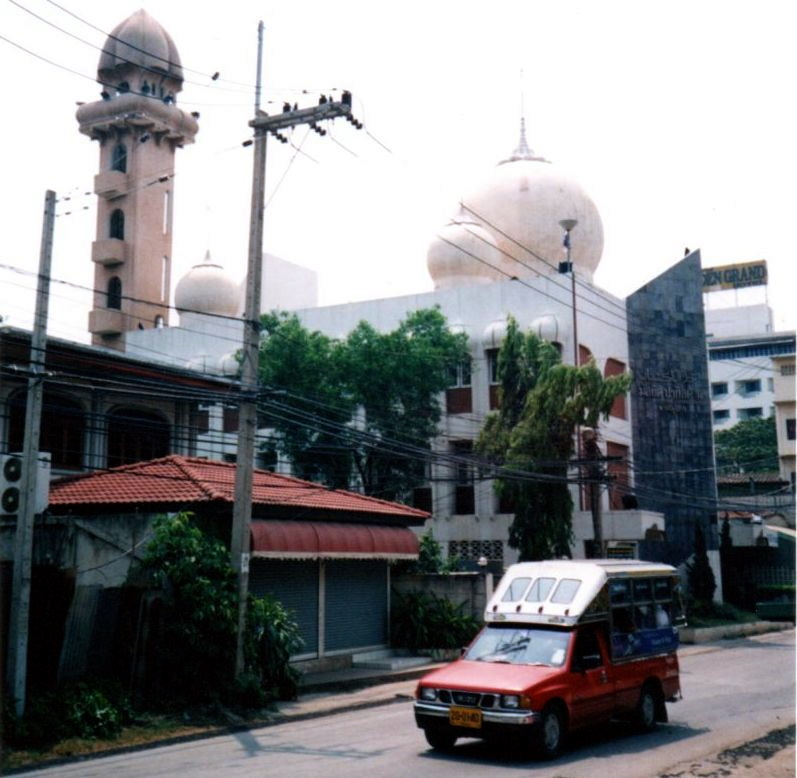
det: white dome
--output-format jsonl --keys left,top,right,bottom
{"left": 175, "top": 251, "right": 239, "bottom": 317}
{"left": 427, "top": 210, "right": 503, "bottom": 290}
{"left": 483, "top": 317, "right": 509, "bottom": 348}
{"left": 459, "top": 120, "right": 603, "bottom": 282}
{"left": 219, "top": 353, "right": 240, "bottom": 376}
{"left": 531, "top": 314, "right": 565, "bottom": 343}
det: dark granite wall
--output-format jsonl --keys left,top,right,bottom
{"left": 627, "top": 251, "right": 718, "bottom": 565}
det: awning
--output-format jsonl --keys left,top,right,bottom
{"left": 250, "top": 520, "right": 420, "bottom": 560}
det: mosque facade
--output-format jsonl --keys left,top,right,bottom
{"left": 78, "top": 10, "right": 719, "bottom": 574}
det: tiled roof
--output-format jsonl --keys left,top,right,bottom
{"left": 48, "top": 455, "right": 428, "bottom": 521}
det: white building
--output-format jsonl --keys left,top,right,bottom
{"left": 705, "top": 303, "right": 795, "bottom": 432}
{"left": 772, "top": 354, "right": 796, "bottom": 488}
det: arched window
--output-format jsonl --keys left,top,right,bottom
{"left": 107, "top": 277, "right": 122, "bottom": 310}
{"left": 107, "top": 408, "right": 170, "bottom": 467}
{"left": 578, "top": 344, "right": 593, "bottom": 367}
{"left": 604, "top": 358, "right": 628, "bottom": 419}
{"left": 109, "top": 209, "right": 125, "bottom": 240}
{"left": 154, "top": 315, "right": 164, "bottom": 329}
{"left": 111, "top": 143, "right": 127, "bottom": 173}
{"left": 8, "top": 391, "right": 85, "bottom": 469}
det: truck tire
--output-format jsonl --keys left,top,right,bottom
{"left": 536, "top": 703, "right": 565, "bottom": 759}
{"left": 424, "top": 728, "right": 457, "bottom": 750}
{"left": 634, "top": 684, "right": 658, "bottom": 732}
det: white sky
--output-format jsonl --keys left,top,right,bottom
{"left": 1, "top": 0, "right": 795, "bottom": 344}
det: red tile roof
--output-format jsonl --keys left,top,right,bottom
{"left": 48, "top": 455, "right": 428, "bottom": 522}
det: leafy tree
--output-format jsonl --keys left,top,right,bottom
{"left": 406, "top": 529, "right": 462, "bottom": 574}
{"left": 143, "top": 511, "right": 302, "bottom": 705}
{"left": 714, "top": 415, "right": 778, "bottom": 474}
{"left": 257, "top": 308, "right": 468, "bottom": 502}
{"left": 476, "top": 317, "right": 631, "bottom": 561}
{"left": 143, "top": 512, "right": 238, "bottom": 703}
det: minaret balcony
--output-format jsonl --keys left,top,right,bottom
{"left": 92, "top": 239, "right": 128, "bottom": 266}
{"left": 94, "top": 170, "right": 129, "bottom": 200}
{"left": 89, "top": 308, "right": 124, "bottom": 336}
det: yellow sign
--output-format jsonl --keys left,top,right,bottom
{"left": 702, "top": 261, "right": 768, "bottom": 292}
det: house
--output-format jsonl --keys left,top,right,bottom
{"left": 18, "top": 455, "right": 424, "bottom": 691}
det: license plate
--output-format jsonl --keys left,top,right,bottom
{"left": 449, "top": 706, "right": 482, "bottom": 728}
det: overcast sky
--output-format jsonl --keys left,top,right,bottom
{"left": 1, "top": 0, "right": 795, "bottom": 343}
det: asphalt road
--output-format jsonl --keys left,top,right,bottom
{"left": 18, "top": 631, "right": 795, "bottom": 778}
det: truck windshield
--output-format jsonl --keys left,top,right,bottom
{"left": 464, "top": 626, "right": 570, "bottom": 667}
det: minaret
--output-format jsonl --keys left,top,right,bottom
{"left": 76, "top": 9, "right": 198, "bottom": 350}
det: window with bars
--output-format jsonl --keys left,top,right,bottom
{"left": 448, "top": 539, "right": 504, "bottom": 563}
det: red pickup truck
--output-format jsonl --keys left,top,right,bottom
{"left": 414, "top": 559, "right": 684, "bottom": 758}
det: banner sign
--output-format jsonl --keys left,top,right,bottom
{"left": 702, "top": 261, "right": 768, "bottom": 292}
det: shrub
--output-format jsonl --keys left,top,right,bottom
{"left": 245, "top": 594, "right": 304, "bottom": 702}
{"left": 143, "top": 512, "right": 238, "bottom": 705}
{"left": 143, "top": 512, "right": 303, "bottom": 707}
{"left": 3, "top": 681, "right": 133, "bottom": 748}
{"left": 391, "top": 589, "right": 479, "bottom": 651}
{"left": 686, "top": 524, "right": 716, "bottom": 606}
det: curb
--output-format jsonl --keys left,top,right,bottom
{"left": 679, "top": 621, "right": 793, "bottom": 644}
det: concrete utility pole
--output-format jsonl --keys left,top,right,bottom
{"left": 7, "top": 190, "right": 55, "bottom": 715}
{"left": 230, "top": 23, "right": 361, "bottom": 677}
{"left": 581, "top": 428, "right": 604, "bottom": 557}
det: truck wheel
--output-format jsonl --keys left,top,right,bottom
{"left": 424, "top": 728, "right": 457, "bottom": 750}
{"left": 635, "top": 684, "right": 658, "bottom": 732}
{"left": 536, "top": 703, "right": 565, "bottom": 759}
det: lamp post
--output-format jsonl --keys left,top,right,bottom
{"left": 558, "top": 219, "right": 578, "bottom": 366}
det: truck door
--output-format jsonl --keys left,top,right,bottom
{"left": 568, "top": 626, "right": 615, "bottom": 728}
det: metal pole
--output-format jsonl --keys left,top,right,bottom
{"left": 231, "top": 20, "right": 266, "bottom": 678}
{"left": 7, "top": 190, "right": 55, "bottom": 715}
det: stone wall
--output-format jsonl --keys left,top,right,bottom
{"left": 627, "top": 252, "right": 719, "bottom": 566}
{"left": 392, "top": 571, "right": 494, "bottom": 622}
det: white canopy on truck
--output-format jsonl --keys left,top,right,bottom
{"left": 485, "top": 559, "right": 679, "bottom": 627}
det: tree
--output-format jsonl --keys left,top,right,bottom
{"left": 714, "top": 415, "right": 778, "bottom": 474}
{"left": 143, "top": 512, "right": 303, "bottom": 705}
{"left": 257, "top": 308, "right": 468, "bottom": 502}
{"left": 476, "top": 317, "right": 631, "bottom": 561}
{"left": 686, "top": 523, "right": 716, "bottom": 607}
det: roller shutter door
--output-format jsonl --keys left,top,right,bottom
{"left": 324, "top": 560, "right": 387, "bottom": 652}
{"left": 249, "top": 559, "right": 319, "bottom": 656}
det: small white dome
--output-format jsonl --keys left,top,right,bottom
{"left": 531, "top": 314, "right": 564, "bottom": 343}
{"left": 483, "top": 317, "right": 509, "bottom": 348}
{"left": 427, "top": 210, "right": 503, "bottom": 290}
{"left": 219, "top": 353, "right": 240, "bottom": 376}
{"left": 175, "top": 251, "right": 239, "bottom": 317}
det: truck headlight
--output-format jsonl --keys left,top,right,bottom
{"left": 501, "top": 694, "right": 520, "bottom": 708}
{"left": 419, "top": 687, "right": 438, "bottom": 702}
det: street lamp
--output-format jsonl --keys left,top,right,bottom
{"left": 558, "top": 218, "right": 578, "bottom": 366}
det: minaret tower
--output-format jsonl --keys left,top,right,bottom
{"left": 76, "top": 9, "right": 198, "bottom": 350}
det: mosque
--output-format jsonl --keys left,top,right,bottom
{"left": 71, "top": 10, "right": 720, "bottom": 573}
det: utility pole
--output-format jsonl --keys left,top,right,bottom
{"left": 230, "top": 24, "right": 362, "bottom": 678}
{"left": 6, "top": 190, "right": 55, "bottom": 715}
{"left": 581, "top": 428, "right": 604, "bottom": 557}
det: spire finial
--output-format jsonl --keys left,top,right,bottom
{"left": 499, "top": 72, "right": 549, "bottom": 165}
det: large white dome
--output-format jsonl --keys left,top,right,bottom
{"left": 433, "top": 120, "right": 604, "bottom": 286}
{"left": 175, "top": 251, "right": 239, "bottom": 316}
